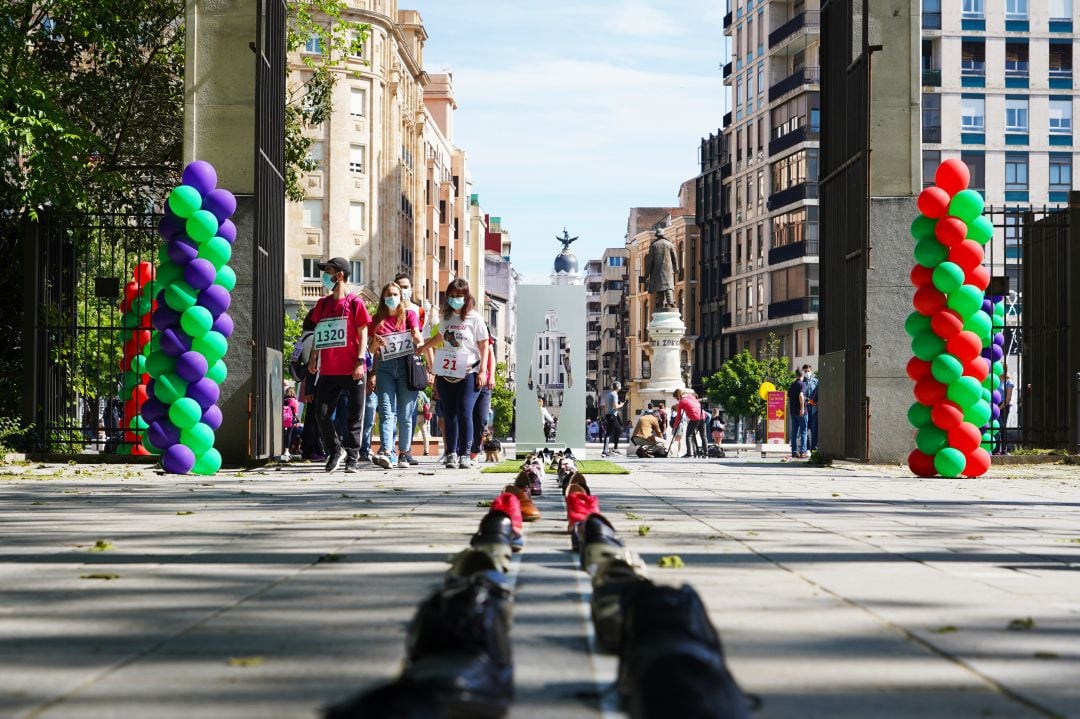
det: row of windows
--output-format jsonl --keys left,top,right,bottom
{"left": 301, "top": 200, "right": 368, "bottom": 232}
{"left": 302, "top": 258, "right": 364, "bottom": 285}
{"left": 921, "top": 151, "right": 1073, "bottom": 193}
{"left": 958, "top": 39, "right": 1072, "bottom": 78}
{"left": 952, "top": 0, "right": 1073, "bottom": 20}
{"left": 947, "top": 96, "right": 1073, "bottom": 133}
{"left": 304, "top": 142, "right": 368, "bottom": 174}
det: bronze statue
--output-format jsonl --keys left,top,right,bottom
{"left": 556, "top": 228, "right": 578, "bottom": 252}
{"left": 643, "top": 228, "right": 679, "bottom": 311}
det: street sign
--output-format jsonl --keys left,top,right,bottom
{"left": 767, "top": 391, "right": 786, "bottom": 444}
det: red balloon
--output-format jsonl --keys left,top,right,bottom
{"left": 913, "top": 285, "right": 947, "bottom": 315}
{"left": 122, "top": 346, "right": 139, "bottom": 369}
{"left": 934, "top": 216, "right": 968, "bottom": 247}
{"left": 150, "top": 300, "right": 158, "bottom": 312}
{"left": 930, "top": 309, "right": 964, "bottom": 339}
{"left": 131, "top": 329, "right": 152, "bottom": 349}
{"left": 965, "top": 264, "right": 990, "bottom": 291}
{"left": 906, "top": 357, "right": 933, "bottom": 382}
{"left": 123, "top": 281, "right": 140, "bottom": 304}
{"left": 948, "top": 422, "right": 982, "bottom": 454}
{"left": 931, "top": 401, "right": 964, "bottom": 430}
{"left": 134, "top": 261, "right": 156, "bottom": 287}
{"left": 949, "top": 239, "right": 984, "bottom": 271}
{"left": 963, "top": 357, "right": 990, "bottom": 381}
{"left": 119, "top": 297, "right": 133, "bottom": 314}
{"left": 130, "top": 442, "right": 151, "bottom": 456}
{"left": 130, "top": 384, "right": 149, "bottom": 406}
{"left": 908, "top": 449, "right": 937, "bottom": 477}
{"left": 914, "top": 377, "right": 948, "bottom": 405}
{"left": 140, "top": 373, "right": 150, "bottom": 385}
{"left": 947, "top": 331, "right": 982, "bottom": 363}
{"left": 935, "top": 158, "right": 971, "bottom": 196}
{"left": 910, "top": 264, "right": 934, "bottom": 288}
{"left": 963, "top": 447, "right": 992, "bottom": 477}
{"left": 123, "top": 399, "right": 139, "bottom": 422}
{"left": 918, "top": 187, "right": 951, "bottom": 219}
{"left": 123, "top": 430, "right": 140, "bottom": 445}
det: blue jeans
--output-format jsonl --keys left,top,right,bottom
{"left": 790, "top": 413, "right": 808, "bottom": 455}
{"left": 376, "top": 357, "right": 417, "bottom": 460}
{"left": 437, "top": 373, "right": 479, "bottom": 457}
{"left": 358, "top": 388, "right": 378, "bottom": 456}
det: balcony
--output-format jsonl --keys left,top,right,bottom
{"left": 723, "top": 10, "right": 733, "bottom": 32}
{"left": 922, "top": 12, "right": 941, "bottom": 30}
{"left": 720, "top": 161, "right": 732, "bottom": 178}
{"left": 767, "top": 181, "right": 819, "bottom": 211}
{"left": 922, "top": 68, "right": 941, "bottom": 86}
{"left": 769, "top": 11, "right": 819, "bottom": 53}
{"left": 768, "top": 239, "right": 819, "bottom": 265}
{"left": 768, "top": 296, "right": 817, "bottom": 319}
{"left": 769, "top": 66, "right": 820, "bottom": 101}
{"left": 722, "top": 62, "right": 733, "bottom": 81}
{"left": 301, "top": 282, "right": 325, "bottom": 301}
{"left": 723, "top": 111, "right": 732, "bottom": 127}
{"left": 769, "top": 126, "right": 819, "bottom": 157}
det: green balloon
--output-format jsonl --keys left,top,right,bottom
{"left": 198, "top": 236, "right": 232, "bottom": 270}
{"left": 145, "top": 350, "right": 176, "bottom": 379}
{"left": 192, "top": 447, "right": 222, "bottom": 475}
{"left": 912, "top": 331, "right": 946, "bottom": 361}
{"left": 180, "top": 422, "right": 215, "bottom": 455}
{"left": 931, "top": 353, "right": 964, "bottom": 384}
{"left": 905, "top": 311, "right": 932, "bottom": 338}
{"left": 948, "top": 376, "right": 983, "bottom": 407}
{"left": 963, "top": 311, "right": 992, "bottom": 343}
{"left": 143, "top": 433, "right": 163, "bottom": 455}
{"left": 164, "top": 281, "right": 198, "bottom": 312}
{"left": 131, "top": 354, "right": 148, "bottom": 376}
{"left": 932, "top": 261, "right": 965, "bottom": 294}
{"left": 155, "top": 372, "right": 188, "bottom": 405}
{"left": 206, "top": 359, "right": 228, "bottom": 384}
{"left": 914, "top": 237, "right": 949, "bottom": 268}
{"left": 129, "top": 415, "right": 148, "bottom": 431}
{"left": 116, "top": 443, "right": 131, "bottom": 456}
{"left": 908, "top": 402, "right": 933, "bottom": 428}
{"left": 141, "top": 279, "right": 159, "bottom": 304}
{"left": 122, "top": 372, "right": 140, "bottom": 395}
{"left": 981, "top": 388, "right": 992, "bottom": 404}
{"left": 967, "top": 215, "right": 993, "bottom": 245}
{"left": 947, "top": 285, "right": 983, "bottom": 318}
{"left": 181, "top": 305, "right": 214, "bottom": 338}
{"left": 214, "top": 265, "right": 237, "bottom": 292}
{"left": 193, "top": 331, "right": 228, "bottom": 364}
{"left": 990, "top": 419, "right": 1000, "bottom": 430}
{"left": 186, "top": 210, "right": 219, "bottom": 243}
{"left": 948, "top": 189, "right": 984, "bottom": 224}
{"left": 132, "top": 297, "right": 152, "bottom": 317}
{"left": 157, "top": 244, "right": 170, "bottom": 266}
{"left": 156, "top": 263, "right": 181, "bottom": 289}
{"left": 148, "top": 333, "right": 161, "bottom": 354}
{"left": 916, "top": 426, "right": 948, "bottom": 455}
{"left": 911, "top": 215, "right": 937, "bottom": 242}
{"left": 167, "top": 185, "right": 202, "bottom": 218}
{"left": 934, "top": 447, "right": 966, "bottom": 478}
{"left": 169, "top": 397, "right": 203, "bottom": 430}
{"left": 965, "top": 400, "right": 991, "bottom": 427}
{"left": 120, "top": 311, "right": 140, "bottom": 330}
{"left": 982, "top": 375, "right": 996, "bottom": 390}
{"left": 991, "top": 360, "right": 1004, "bottom": 377}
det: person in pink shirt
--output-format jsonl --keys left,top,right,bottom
{"left": 672, "top": 389, "right": 704, "bottom": 458}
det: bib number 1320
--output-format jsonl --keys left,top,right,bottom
{"left": 433, "top": 348, "right": 467, "bottom": 379}
{"left": 314, "top": 317, "right": 348, "bottom": 350}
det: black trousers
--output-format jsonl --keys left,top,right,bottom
{"left": 685, "top": 419, "right": 705, "bottom": 456}
{"left": 313, "top": 374, "right": 365, "bottom": 458}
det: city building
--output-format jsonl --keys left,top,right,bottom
{"left": 484, "top": 250, "right": 520, "bottom": 384}
{"left": 485, "top": 215, "right": 512, "bottom": 259}
{"left": 597, "top": 247, "right": 629, "bottom": 418}
{"left": 695, "top": 130, "right": 730, "bottom": 383}
{"left": 584, "top": 259, "right": 603, "bottom": 405}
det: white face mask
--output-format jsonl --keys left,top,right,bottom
{"left": 401, "top": 288, "right": 412, "bottom": 301}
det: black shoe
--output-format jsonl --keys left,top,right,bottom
{"left": 325, "top": 447, "right": 345, "bottom": 473}
{"left": 323, "top": 679, "right": 444, "bottom": 719}
{"left": 591, "top": 557, "right": 650, "bottom": 654}
{"left": 355, "top": 451, "right": 371, "bottom": 462}
{"left": 469, "top": 511, "right": 515, "bottom": 573}
{"left": 403, "top": 452, "right": 419, "bottom": 465}
{"left": 578, "top": 513, "right": 625, "bottom": 573}
{"left": 344, "top": 458, "right": 360, "bottom": 473}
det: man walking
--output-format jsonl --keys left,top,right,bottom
{"left": 601, "top": 381, "right": 625, "bottom": 457}
{"left": 787, "top": 373, "right": 807, "bottom": 459}
{"left": 802, "top": 365, "right": 819, "bottom": 452}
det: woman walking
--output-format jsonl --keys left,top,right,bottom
{"left": 421, "top": 278, "right": 490, "bottom": 469}
{"left": 369, "top": 282, "right": 423, "bottom": 469}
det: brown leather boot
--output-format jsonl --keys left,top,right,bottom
{"left": 504, "top": 484, "right": 541, "bottom": 522}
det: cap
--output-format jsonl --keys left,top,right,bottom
{"left": 319, "top": 257, "right": 350, "bottom": 279}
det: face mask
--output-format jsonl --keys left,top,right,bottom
{"left": 401, "top": 288, "right": 413, "bottom": 301}
{"left": 804, "top": 372, "right": 811, "bottom": 380}
{"left": 384, "top": 295, "right": 400, "bottom": 309}
{"left": 321, "top": 272, "right": 336, "bottom": 291}
{"left": 448, "top": 296, "right": 465, "bottom": 310}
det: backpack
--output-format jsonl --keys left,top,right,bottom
{"left": 636, "top": 444, "right": 668, "bottom": 459}
{"left": 289, "top": 330, "right": 314, "bottom": 382}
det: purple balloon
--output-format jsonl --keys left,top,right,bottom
{"left": 217, "top": 219, "right": 237, "bottom": 244}
{"left": 212, "top": 312, "right": 234, "bottom": 338}
{"left": 980, "top": 299, "right": 993, "bottom": 314}
{"left": 167, "top": 237, "right": 199, "bottom": 265}
{"left": 176, "top": 350, "right": 209, "bottom": 383}
{"left": 991, "top": 345, "right": 1004, "bottom": 363}
{"left": 183, "top": 258, "right": 217, "bottom": 291}
{"left": 147, "top": 419, "right": 182, "bottom": 450}
{"left": 197, "top": 284, "right": 231, "bottom": 317}
{"left": 152, "top": 306, "right": 182, "bottom": 332}
{"left": 181, "top": 161, "right": 217, "bottom": 196}
{"left": 159, "top": 328, "right": 192, "bottom": 358}
{"left": 202, "top": 189, "right": 237, "bottom": 223}
{"left": 158, "top": 214, "right": 186, "bottom": 242}
{"left": 980, "top": 348, "right": 994, "bottom": 360}
{"left": 201, "top": 404, "right": 223, "bottom": 431}
{"left": 162, "top": 443, "right": 196, "bottom": 474}
{"left": 991, "top": 390, "right": 1002, "bottom": 405}
{"left": 187, "top": 377, "right": 220, "bottom": 410}
{"left": 990, "top": 404, "right": 1001, "bottom": 421}
{"left": 993, "top": 332, "right": 1005, "bottom": 347}
{"left": 141, "top": 398, "right": 168, "bottom": 425}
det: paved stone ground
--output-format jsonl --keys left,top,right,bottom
{"left": 1, "top": 455, "right": 1079, "bottom": 718}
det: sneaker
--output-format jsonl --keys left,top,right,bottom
{"left": 280, "top": 451, "right": 291, "bottom": 462}
{"left": 445, "top": 453, "right": 459, "bottom": 469}
{"left": 356, "top": 452, "right": 371, "bottom": 462}
{"left": 325, "top": 447, "right": 345, "bottom": 473}
{"left": 345, "top": 458, "right": 361, "bottom": 473}
{"left": 403, "top": 452, "right": 419, "bottom": 466}
{"left": 470, "top": 453, "right": 479, "bottom": 462}
{"left": 396, "top": 456, "right": 410, "bottom": 469}
{"left": 459, "top": 455, "right": 473, "bottom": 469}
{"left": 372, "top": 452, "right": 393, "bottom": 469}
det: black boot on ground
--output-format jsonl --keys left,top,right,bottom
{"left": 323, "top": 679, "right": 445, "bottom": 719}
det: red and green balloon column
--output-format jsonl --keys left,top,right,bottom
{"left": 118, "top": 262, "right": 157, "bottom": 456}
{"left": 906, "top": 159, "right": 994, "bottom": 478}
{"left": 141, "top": 161, "right": 236, "bottom": 475}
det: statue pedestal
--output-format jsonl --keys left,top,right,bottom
{"left": 638, "top": 310, "right": 686, "bottom": 411}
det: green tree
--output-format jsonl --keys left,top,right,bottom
{"left": 490, "top": 363, "right": 515, "bottom": 439}
{"left": 703, "top": 333, "right": 796, "bottom": 429}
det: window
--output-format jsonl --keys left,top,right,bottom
{"left": 348, "top": 202, "right": 366, "bottom": 231}
{"left": 922, "top": 93, "right": 941, "bottom": 143}
{"left": 306, "top": 141, "right": 323, "bottom": 169}
{"left": 1050, "top": 0, "right": 1072, "bottom": 20}
{"left": 961, "top": 40, "right": 985, "bottom": 76}
{"left": 769, "top": 264, "right": 809, "bottom": 303}
{"left": 304, "top": 34, "right": 323, "bottom": 54}
{"left": 1049, "top": 154, "right": 1072, "bottom": 192}
{"left": 302, "top": 199, "right": 322, "bottom": 228}
{"left": 808, "top": 327, "right": 815, "bottom": 355}
{"left": 1049, "top": 98, "right": 1072, "bottom": 134}
{"left": 607, "top": 256, "right": 625, "bottom": 267}
{"left": 922, "top": 150, "right": 941, "bottom": 189}
{"left": 757, "top": 64, "right": 764, "bottom": 96}
{"left": 961, "top": 96, "right": 984, "bottom": 130}
{"left": 771, "top": 207, "right": 818, "bottom": 248}
{"left": 961, "top": 151, "right": 985, "bottom": 192}
{"left": 349, "top": 260, "right": 364, "bottom": 285}
{"left": 1004, "top": 98, "right": 1028, "bottom": 131}
{"left": 1049, "top": 43, "right": 1072, "bottom": 78}
{"left": 1005, "top": 42, "right": 1028, "bottom": 78}
{"left": 1005, "top": 153, "right": 1028, "bottom": 191}
{"left": 349, "top": 145, "right": 365, "bottom": 173}
{"left": 1005, "top": 0, "right": 1027, "bottom": 19}
{"left": 349, "top": 88, "right": 366, "bottom": 117}
{"left": 961, "top": 0, "right": 983, "bottom": 17}
{"left": 771, "top": 149, "right": 817, "bottom": 192}
{"left": 302, "top": 258, "right": 321, "bottom": 282}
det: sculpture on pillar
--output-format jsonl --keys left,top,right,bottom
{"left": 643, "top": 228, "right": 680, "bottom": 312}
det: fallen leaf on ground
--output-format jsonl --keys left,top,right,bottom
{"left": 1034, "top": 651, "right": 1059, "bottom": 660}
{"left": 176, "top": 511, "right": 194, "bottom": 516}
{"left": 931, "top": 625, "right": 958, "bottom": 634}
{"left": 227, "top": 656, "right": 264, "bottom": 667}
{"left": 624, "top": 512, "right": 644, "bottom": 520}
{"left": 638, "top": 525, "right": 651, "bottom": 537}
{"left": 658, "top": 555, "right": 684, "bottom": 569}
{"left": 89, "top": 540, "right": 114, "bottom": 552}
{"left": 1008, "top": 617, "right": 1035, "bottom": 631}
{"left": 80, "top": 573, "right": 119, "bottom": 580}
{"left": 476, "top": 500, "right": 492, "bottom": 508}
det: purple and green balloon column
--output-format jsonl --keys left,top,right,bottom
{"left": 980, "top": 296, "right": 1007, "bottom": 451}
{"left": 142, "top": 160, "right": 236, "bottom": 475}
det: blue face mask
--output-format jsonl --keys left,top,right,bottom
{"left": 401, "top": 288, "right": 413, "bottom": 302}
{"left": 384, "top": 295, "right": 400, "bottom": 309}
{"left": 447, "top": 296, "right": 465, "bottom": 310}
{"left": 321, "top": 272, "right": 337, "bottom": 291}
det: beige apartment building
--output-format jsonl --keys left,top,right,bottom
{"left": 597, "top": 248, "right": 629, "bottom": 403}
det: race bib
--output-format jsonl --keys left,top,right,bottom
{"left": 313, "top": 317, "right": 348, "bottom": 350}
{"left": 433, "top": 348, "right": 468, "bottom": 379}
{"left": 381, "top": 331, "right": 415, "bottom": 360}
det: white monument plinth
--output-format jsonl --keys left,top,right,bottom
{"left": 637, "top": 310, "right": 687, "bottom": 412}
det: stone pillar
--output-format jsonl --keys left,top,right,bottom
{"left": 636, "top": 310, "right": 687, "bottom": 413}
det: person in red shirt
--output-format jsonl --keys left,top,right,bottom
{"left": 672, "top": 388, "right": 704, "bottom": 458}
{"left": 306, "top": 257, "right": 371, "bottom": 473}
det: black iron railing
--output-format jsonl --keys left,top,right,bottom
{"left": 769, "top": 66, "right": 820, "bottom": 101}
{"left": 769, "top": 11, "right": 819, "bottom": 49}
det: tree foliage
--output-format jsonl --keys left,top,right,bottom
{"left": 703, "top": 334, "right": 797, "bottom": 424}
{"left": 490, "top": 363, "right": 515, "bottom": 439}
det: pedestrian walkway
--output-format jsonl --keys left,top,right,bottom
{"left": 1, "top": 456, "right": 1078, "bottom": 718}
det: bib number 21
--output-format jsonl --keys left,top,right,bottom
{"left": 434, "top": 349, "right": 467, "bottom": 379}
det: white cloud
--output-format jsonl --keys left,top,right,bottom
{"left": 604, "top": 2, "right": 684, "bottom": 37}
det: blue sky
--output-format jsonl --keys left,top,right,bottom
{"left": 412, "top": 1, "right": 728, "bottom": 283}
